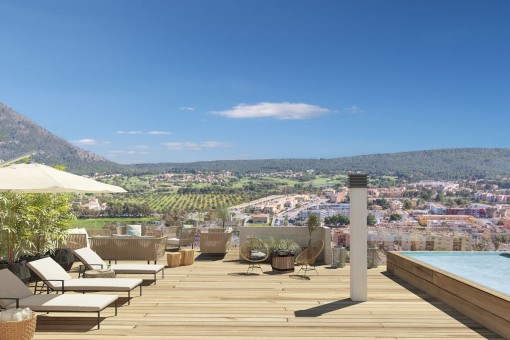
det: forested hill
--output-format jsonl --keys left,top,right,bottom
{"left": 129, "top": 148, "right": 510, "bottom": 180}
{"left": 0, "top": 103, "right": 123, "bottom": 174}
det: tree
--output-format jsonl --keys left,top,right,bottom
{"left": 205, "top": 209, "right": 218, "bottom": 225}
{"left": 474, "top": 238, "right": 488, "bottom": 251}
{"left": 493, "top": 235, "right": 508, "bottom": 250}
{"left": 216, "top": 205, "right": 229, "bottom": 228}
{"left": 306, "top": 213, "right": 320, "bottom": 247}
{"left": 389, "top": 213, "right": 402, "bottom": 222}
{"left": 324, "top": 214, "right": 349, "bottom": 227}
{"left": 374, "top": 198, "right": 389, "bottom": 209}
{"left": 163, "top": 208, "right": 187, "bottom": 226}
{"left": 367, "top": 213, "right": 377, "bottom": 226}
{"left": 403, "top": 200, "right": 412, "bottom": 210}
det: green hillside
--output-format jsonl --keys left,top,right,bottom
{"left": 129, "top": 148, "right": 510, "bottom": 180}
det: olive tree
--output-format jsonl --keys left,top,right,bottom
{"left": 216, "top": 205, "right": 229, "bottom": 228}
{"left": 306, "top": 213, "right": 320, "bottom": 247}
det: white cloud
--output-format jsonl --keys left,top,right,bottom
{"left": 109, "top": 150, "right": 151, "bottom": 155}
{"left": 163, "top": 141, "right": 230, "bottom": 151}
{"left": 346, "top": 105, "right": 363, "bottom": 114}
{"left": 116, "top": 130, "right": 143, "bottom": 135}
{"left": 116, "top": 130, "right": 172, "bottom": 135}
{"left": 212, "top": 102, "right": 332, "bottom": 120}
{"left": 71, "top": 139, "right": 110, "bottom": 146}
{"left": 148, "top": 131, "right": 172, "bottom": 135}
{"left": 179, "top": 106, "right": 195, "bottom": 111}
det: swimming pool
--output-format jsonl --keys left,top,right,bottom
{"left": 387, "top": 251, "right": 510, "bottom": 338}
{"left": 401, "top": 251, "right": 510, "bottom": 296}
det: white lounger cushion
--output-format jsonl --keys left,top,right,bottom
{"left": 27, "top": 257, "right": 142, "bottom": 291}
{"left": 0, "top": 269, "right": 117, "bottom": 312}
{"left": 0, "top": 269, "right": 33, "bottom": 308}
{"left": 7, "top": 294, "right": 117, "bottom": 312}
{"left": 73, "top": 247, "right": 107, "bottom": 270}
{"left": 74, "top": 247, "right": 164, "bottom": 274}
{"left": 29, "top": 256, "right": 73, "bottom": 281}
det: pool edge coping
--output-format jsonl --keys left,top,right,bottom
{"left": 387, "top": 251, "right": 510, "bottom": 339}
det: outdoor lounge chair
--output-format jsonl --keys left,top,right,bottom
{"left": 295, "top": 239, "right": 324, "bottom": 278}
{"left": 199, "top": 229, "right": 232, "bottom": 254}
{"left": 240, "top": 238, "right": 269, "bottom": 274}
{"left": 0, "top": 269, "right": 118, "bottom": 329}
{"left": 73, "top": 247, "right": 165, "bottom": 283}
{"left": 167, "top": 226, "right": 197, "bottom": 250}
{"left": 27, "top": 257, "right": 143, "bottom": 305}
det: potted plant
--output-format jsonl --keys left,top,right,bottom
{"left": 0, "top": 192, "right": 33, "bottom": 282}
{"left": 264, "top": 237, "right": 301, "bottom": 272}
{"left": 29, "top": 193, "right": 75, "bottom": 271}
{"left": 0, "top": 192, "right": 75, "bottom": 281}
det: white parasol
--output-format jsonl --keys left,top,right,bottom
{"left": 0, "top": 163, "right": 126, "bottom": 193}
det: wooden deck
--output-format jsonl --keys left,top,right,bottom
{"left": 32, "top": 250, "right": 502, "bottom": 339}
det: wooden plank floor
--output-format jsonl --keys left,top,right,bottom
{"left": 32, "top": 250, "right": 502, "bottom": 339}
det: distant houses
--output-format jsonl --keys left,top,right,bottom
{"left": 252, "top": 213, "right": 269, "bottom": 224}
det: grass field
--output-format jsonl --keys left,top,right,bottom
{"left": 311, "top": 175, "right": 342, "bottom": 186}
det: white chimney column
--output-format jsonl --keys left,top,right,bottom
{"left": 349, "top": 174, "right": 368, "bottom": 302}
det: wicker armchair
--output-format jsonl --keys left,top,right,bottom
{"left": 240, "top": 238, "right": 269, "bottom": 274}
{"left": 200, "top": 230, "right": 232, "bottom": 254}
{"left": 295, "top": 239, "right": 324, "bottom": 277}
{"left": 161, "top": 226, "right": 179, "bottom": 238}
{"left": 167, "top": 227, "right": 197, "bottom": 250}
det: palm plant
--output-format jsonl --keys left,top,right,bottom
{"left": 0, "top": 192, "right": 33, "bottom": 264}
{"left": 0, "top": 192, "right": 74, "bottom": 263}
{"left": 28, "top": 193, "right": 74, "bottom": 254}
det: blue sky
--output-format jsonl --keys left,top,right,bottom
{"left": 1, "top": 1, "right": 509, "bottom": 164}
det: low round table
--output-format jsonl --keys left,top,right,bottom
{"left": 83, "top": 269, "right": 116, "bottom": 278}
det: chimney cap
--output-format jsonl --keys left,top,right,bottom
{"left": 348, "top": 174, "right": 368, "bottom": 188}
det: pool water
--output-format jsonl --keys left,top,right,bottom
{"left": 401, "top": 252, "right": 510, "bottom": 297}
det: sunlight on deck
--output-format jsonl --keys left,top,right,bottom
{"left": 32, "top": 250, "right": 502, "bottom": 339}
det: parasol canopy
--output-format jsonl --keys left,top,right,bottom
{"left": 0, "top": 163, "right": 126, "bottom": 193}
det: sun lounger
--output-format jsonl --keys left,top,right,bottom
{"left": 0, "top": 269, "right": 117, "bottom": 329}
{"left": 27, "top": 257, "right": 143, "bottom": 305}
{"left": 73, "top": 247, "right": 165, "bottom": 283}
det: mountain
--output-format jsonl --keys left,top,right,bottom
{"left": 1, "top": 102, "right": 509, "bottom": 180}
{"left": 129, "top": 148, "right": 510, "bottom": 180}
{"left": 0, "top": 103, "right": 122, "bottom": 174}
